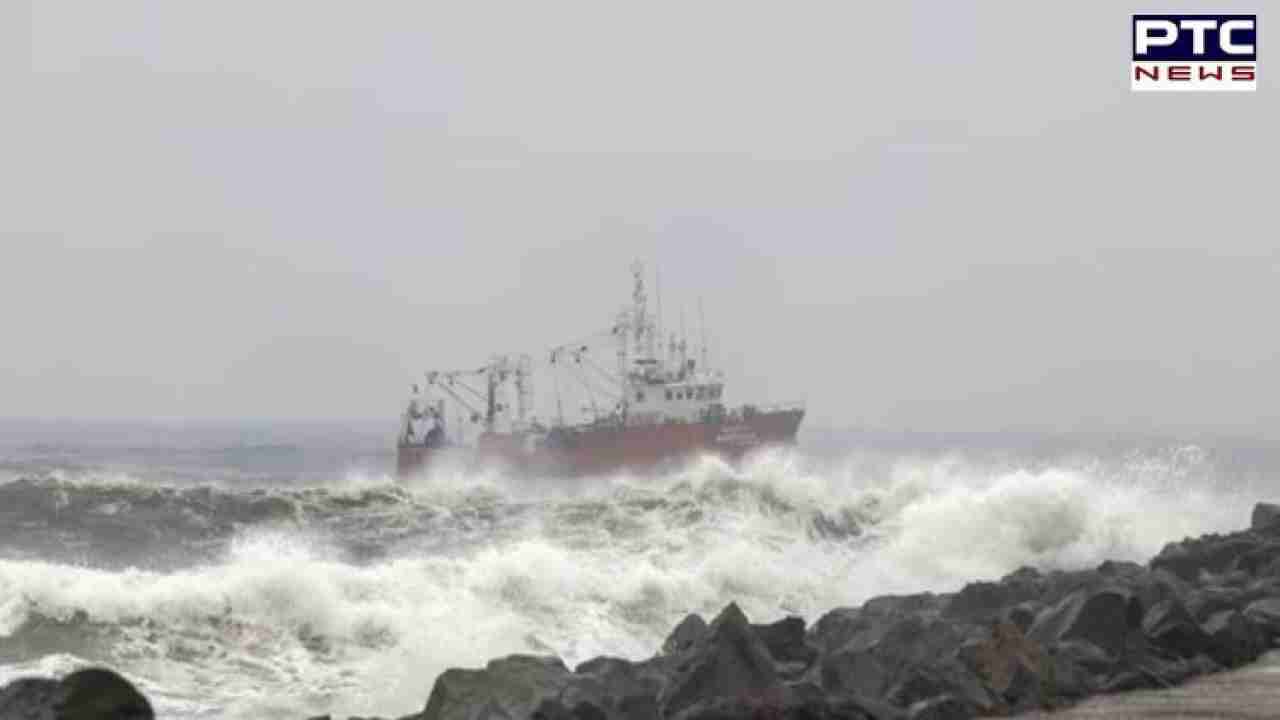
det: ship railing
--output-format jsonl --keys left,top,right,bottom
{"left": 729, "top": 401, "right": 805, "bottom": 419}
{"left": 756, "top": 400, "right": 806, "bottom": 413}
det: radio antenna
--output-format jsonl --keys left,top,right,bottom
{"left": 680, "top": 307, "right": 688, "bottom": 368}
{"left": 698, "top": 297, "right": 708, "bottom": 369}
{"left": 655, "top": 267, "right": 663, "bottom": 366}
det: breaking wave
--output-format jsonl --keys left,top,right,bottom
{"left": 0, "top": 446, "right": 1262, "bottom": 718}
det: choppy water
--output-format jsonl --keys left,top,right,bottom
{"left": 0, "top": 421, "right": 1276, "bottom": 718}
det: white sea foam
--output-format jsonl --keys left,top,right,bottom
{"left": 0, "top": 446, "right": 1261, "bottom": 718}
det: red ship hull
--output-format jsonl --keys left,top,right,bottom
{"left": 396, "top": 407, "right": 803, "bottom": 478}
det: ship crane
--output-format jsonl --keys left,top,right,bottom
{"left": 415, "top": 355, "right": 532, "bottom": 436}
{"left": 548, "top": 344, "right": 622, "bottom": 422}
{"left": 425, "top": 370, "right": 487, "bottom": 424}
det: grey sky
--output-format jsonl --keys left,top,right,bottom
{"left": 1, "top": 2, "right": 1276, "bottom": 439}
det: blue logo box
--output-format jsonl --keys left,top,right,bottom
{"left": 1133, "top": 15, "right": 1257, "bottom": 61}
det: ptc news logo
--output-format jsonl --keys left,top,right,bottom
{"left": 1132, "top": 14, "right": 1257, "bottom": 91}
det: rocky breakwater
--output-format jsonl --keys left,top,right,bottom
{"left": 412, "top": 502, "right": 1280, "bottom": 720}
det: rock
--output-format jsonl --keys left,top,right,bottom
{"left": 1049, "top": 639, "right": 1115, "bottom": 677}
{"left": 809, "top": 607, "right": 864, "bottom": 653}
{"left": 1173, "top": 654, "right": 1222, "bottom": 681}
{"left": 750, "top": 616, "right": 817, "bottom": 668}
{"left": 563, "top": 656, "right": 664, "bottom": 720}
{"left": 885, "top": 660, "right": 993, "bottom": 714}
{"left": 820, "top": 645, "right": 890, "bottom": 699}
{"left": 1038, "top": 569, "right": 1106, "bottom": 607}
{"left": 1001, "top": 567, "right": 1046, "bottom": 588}
{"left": 665, "top": 695, "right": 775, "bottom": 720}
{"left": 664, "top": 681, "right": 894, "bottom": 720}
{"left": 1028, "top": 586, "right": 1144, "bottom": 658}
{"left": 421, "top": 655, "right": 571, "bottom": 720}
{"left": 1150, "top": 534, "right": 1260, "bottom": 582}
{"left": 0, "top": 677, "right": 62, "bottom": 719}
{"left": 872, "top": 613, "right": 968, "bottom": 666}
{"left": 665, "top": 695, "right": 831, "bottom": 720}
{"left": 784, "top": 681, "right": 904, "bottom": 720}
{"left": 1251, "top": 502, "right": 1280, "bottom": 532}
{"left": 906, "top": 694, "right": 972, "bottom": 720}
{"left": 1123, "top": 568, "right": 1188, "bottom": 613}
{"left": 658, "top": 603, "right": 781, "bottom": 719}
{"left": 819, "top": 609, "right": 983, "bottom": 710}
{"left": 1001, "top": 659, "right": 1042, "bottom": 709}
{"left": 860, "top": 593, "right": 946, "bottom": 619}
{"left": 531, "top": 697, "right": 608, "bottom": 720}
{"left": 0, "top": 668, "right": 152, "bottom": 720}
{"left": 1184, "top": 585, "right": 1245, "bottom": 621}
{"left": 944, "top": 579, "right": 1038, "bottom": 622}
{"left": 812, "top": 595, "right": 955, "bottom": 661}
{"left": 1235, "top": 542, "right": 1280, "bottom": 576}
{"left": 811, "top": 594, "right": 950, "bottom": 652}
{"left": 1099, "top": 669, "right": 1157, "bottom": 693}
{"left": 1142, "top": 597, "right": 1213, "bottom": 659}
{"left": 1202, "top": 610, "right": 1265, "bottom": 667}
{"left": 1183, "top": 578, "right": 1280, "bottom": 621}
{"left": 663, "top": 614, "right": 708, "bottom": 656}
{"left": 1259, "top": 557, "right": 1280, "bottom": 578}
{"left": 1242, "top": 596, "right": 1280, "bottom": 643}
{"left": 961, "top": 620, "right": 1045, "bottom": 711}
{"left": 1111, "top": 654, "right": 1220, "bottom": 692}
{"left": 1065, "top": 561, "right": 1185, "bottom": 614}
{"left": 1002, "top": 603, "right": 1038, "bottom": 635}
{"left": 1096, "top": 560, "right": 1144, "bottom": 577}
{"left": 1217, "top": 569, "right": 1255, "bottom": 587}
{"left": 827, "top": 692, "right": 908, "bottom": 720}
{"left": 58, "top": 668, "right": 153, "bottom": 720}
{"left": 1041, "top": 647, "right": 1094, "bottom": 701}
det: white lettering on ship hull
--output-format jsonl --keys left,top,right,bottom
{"left": 715, "top": 425, "right": 760, "bottom": 447}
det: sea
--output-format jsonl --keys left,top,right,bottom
{"left": 0, "top": 418, "right": 1276, "bottom": 719}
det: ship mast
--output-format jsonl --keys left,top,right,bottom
{"left": 679, "top": 308, "right": 688, "bottom": 374}
{"left": 616, "top": 306, "right": 629, "bottom": 412}
{"left": 699, "top": 297, "right": 708, "bottom": 370}
{"left": 632, "top": 260, "right": 652, "bottom": 363}
{"left": 515, "top": 354, "right": 532, "bottom": 426}
{"left": 485, "top": 367, "right": 498, "bottom": 432}
{"left": 655, "top": 268, "right": 663, "bottom": 374}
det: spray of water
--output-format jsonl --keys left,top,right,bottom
{"left": 0, "top": 446, "right": 1259, "bottom": 718}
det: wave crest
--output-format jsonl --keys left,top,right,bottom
{"left": 0, "top": 444, "right": 1259, "bottom": 718}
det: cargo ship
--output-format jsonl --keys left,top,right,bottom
{"left": 396, "top": 263, "right": 804, "bottom": 478}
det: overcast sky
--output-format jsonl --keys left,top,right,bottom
{"left": 1, "top": 2, "right": 1276, "bottom": 439}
